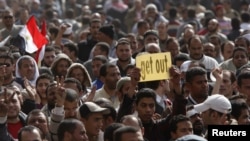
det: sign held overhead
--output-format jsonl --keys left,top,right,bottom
{"left": 136, "top": 52, "right": 172, "bottom": 82}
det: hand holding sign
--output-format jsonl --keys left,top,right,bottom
{"left": 127, "top": 67, "right": 141, "bottom": 98}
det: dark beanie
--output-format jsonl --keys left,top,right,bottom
{"left": 99, "top": 25, "right": 115, "bottom": 39}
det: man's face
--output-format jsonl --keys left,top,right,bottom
{"left": 43, "top": 51, "right": 55, "bottom": 67}
{"left": 64, "top": 100, "right": 78, "bottom": 119}
{"left": 135, "top": 97, "right": 155, "bottom": 123}
{"left": 116, "top": 44, "right": 132, "bottom": 62}
{"left": 89, "top": 21, "right": 102, "bottom": 39}
{"left": 127, "top": 36, "right": 138, "bottom": 52}
{"left": 189, "top": 113, "right": 204, "bottom": 135}
{"left": 187, "top": 75, "right": 209, "bottom": 98}
{"left": 70, "top": 123, "right": 88, "bottom": 141}
{"left": 19, "top": 58, "right": 35, "bottom": 81}
{"left": 93, "top": 45, "right": 106, "bottom": 57}
{"left": 219, "top": 71, "right": 233, "bottom": 97}
{"left": 92, "top": 60, "right": 104, "bottom": 78}
{"left": 0, "top": 58, "right": 14, "bottom": 80}
{"left": 102, "top": 66, "right": 121, "bottom": 90}
{"left": 203, "top": 44, "right": 216, "bottom": 58}
{"left": 46, "top": 85, "right": 57, "bottom": 105}
{"left": 232, "top": 50, "right": 248, "bottom": 69}
{"left": 171, "top": 121, "right": 193, "bottom": 140}
{"left": 0, "top": 92, "right": 21, "bottom": 119}
{"left": 82, "top": 113, "right": 103, "bottom": 137}
{"left": 62, "top": 47, "right": 73, "bottom": 59}
{"left": 237, "top": 108, "right": 250, "bottom": 125}
{"left": 222, "top": 43, "right": 234, "bottom": 60}
{"left": 20, "top": 130, "right": 42, "bottom": 141}
{"left": 56, "top": 59, "right": 70, "bottom": 77}
{"left": 144, "top": 35, "right": 159, "bottom": 45}
{"left": 238, "top": 79, "right": 250, "bottom": 106}
{"left": 235, "top": 39, "right": 250, "bottom": 54}
{"left": 27, "top": 113, "right": 48, "bottom": 135}
{"left": 36, "top": 78, "right": 51, "bottom": 99}
{"left": 147, "top": 8, "right": 157, "bottom": 19}
{"left": 201, "top": 110, "right": 227, "bottom": 126}
{"left": 207, "top": 20, "right": 218, "bottom": 32}
{"left": 188, "top": 38, "right": 203, "bottom": 60}
{"left": 70, "top": 68, "right": 85, "bottom": 85}
{"left": 157, "top": 22, "right": 167, "bottom": 35}
{"left": 166, "top": 40, "right": 179, "bottom": 59}
{"left": 138, "top": 23, "right": 150, "bottom": 35}
{"left": 2, "top": 11, "right": 14, "bottom": 28}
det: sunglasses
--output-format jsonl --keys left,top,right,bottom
{"left": 3, "top": 16, "right": 13, "bottom": 19}
{"left": 0, "top": 63, "right": 11, "bottom": 67}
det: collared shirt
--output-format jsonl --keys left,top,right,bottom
{"left": 93, "top": 86, "right": 120, "bottom": 110}
{"left": 156, "top": 94, "right": 168, "bottom": 110}
{"left": 189, "top": 54, "right": 219, "bottom": 72}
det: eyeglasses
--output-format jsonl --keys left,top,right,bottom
{"left": 0, "top": 63, "right": 11, "bottom": 67}
{"left": 3, "top": 16, "right": 13, "bottom": 19}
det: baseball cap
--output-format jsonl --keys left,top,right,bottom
{"left": 79, "top": 102, "right": 110, "bottom": 118}
{"left": 186, "top": 108, "right": 199, "bottom": 118}
{"left": 116, "top": 77, "right": 131, "bottom": 90}
{"left": 62, "top": 23, "right": 73, "bottom": 35}
{"left": 143, "top": 30, "right": 159, "bottom": 39}
{"left": 180, "top": 60, "right": 192, "bottom": 72}
{"left": 194, "top": 94, "right": 232, "bottom": 114}
{"left": 176, "top": 134, "right": 207, "bottom": 141}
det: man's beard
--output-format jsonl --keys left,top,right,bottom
{"left": 119, "top": 57, "right": 130, "bottom": 62}
{"left": 193, "top": 120, "right": 204, "bottom": 135}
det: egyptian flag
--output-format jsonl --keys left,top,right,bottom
{"left": 19, "top": 15, "right": 48, "bottom": 58}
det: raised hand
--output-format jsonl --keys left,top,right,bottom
{"left": 169, "top": 66, "right": 181, "bottom": 85}
{"left": 152, "top": 113, "right": 162, "bottom": 120}
{"left": 169, "top": 66, "right": 182, "bottom": 95}
{"left": 55, "top": 76, "right": 66, "bottom": 107}
{"left": 127, "top": 67, "right": 141, "bottom": 97}
{"left": 85, "top": 85, "right": 97, "bottom": 102}
{"left": 0, "top": 88, "right": 15, "bottom": 117}
{"left": 24, "top": 77, "right": 37, "bottom": 101}
{"left": 211, "top": 68, "right": 223, "bottom": 81}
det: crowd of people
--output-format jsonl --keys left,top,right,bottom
{"left": 0, "top": 0, "right": 250, "bottom": 141}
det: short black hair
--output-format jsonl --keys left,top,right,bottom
{"left": 113, "top": 126, "right": 140, "bottom": 141}
{"left": 95, "top": 42, "right": 110, "bottom": 56}
{"left": 185, "top": 67, "right": 207, "bottom": 83}
{"left": 35, "top": 73, "right": 54, "bottom": 87}
{"left": 57, "top": 119, "right": 84, "bottom": 141}
{"left": 169, "top": 114, "right": 190, "bottom": 133}
{"left": 237, "top": 71, "right": 250, "bottom": 87}
{"left": 63, "top": 42, "right": 78, "bottom": 56}
{"left": 135, "top": 88, "right": 156, "bottom": 105}
{"left": 104, "top": 123, "right": 124, "bottom": 141}
{"left": 64, "top": 77, "right": 83, "bottom": 93}
{"left": 99, "top": 63, "right": 117, "bottom": 77}
{"left": 18, "top": 125, "right": 43, "bottom": 141}
{"left": 92, "top": 55, "right": 109, "bottom": 64}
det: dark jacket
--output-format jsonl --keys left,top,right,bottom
{"left": 0, "top": 112, "right": 27, "bottom": 141}
{"left": 77, "top": 34, "right": 98, "bottom": 62}
{"left": 117, "top": 94, "right": 187, "bottom": 141}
